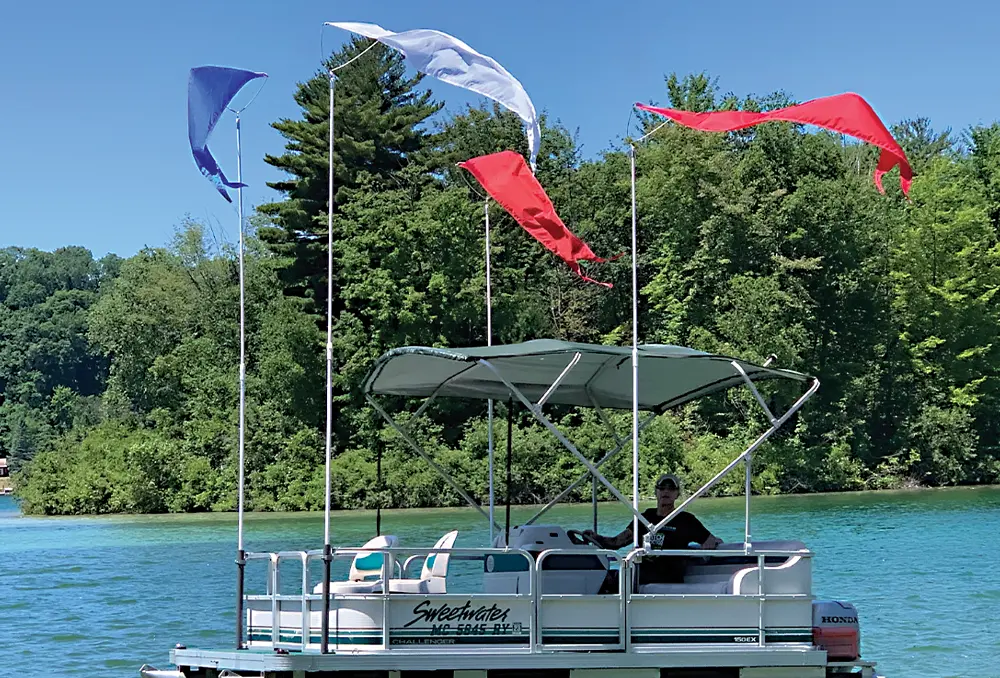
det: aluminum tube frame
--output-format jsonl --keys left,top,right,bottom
{"left": 732, "top": 360, "right": 775, "bottom": 547}
{"left": 537, "top": 352, "right": 582, "bottom": 407}
{"left": 590, "top": 396, "right": 626, "bottom": 447}
{"left": 235, "top": 116, "right": 247, "bottom": 556}
{"left": 234, "top": 115, "right": 247, "bottom": 651}
{"left": 648, "top": 376, "right": 820, "bottom": 539}
{"left": 629, "top": 143, "right": 640, "bottom": 549}
{"left": 535, "top": 548, "right": 624, "bottom": 651}
{"left": 745, "top": 453, "right": 752, "bottom": 548}
{"left": 592, "top": 475, "right": 599, "bottom": 531}
{"left": 732, "top": 360, "right": 777, "bottom": 425}
{"left": 523, "top": 411, "right": 658, "bottom": 526}
{"left": 485, "top": 198, "right": 494, "bottom": 544}
{"left": 321, "top": 71, "right": 336, "bottom": 655}
{"left": 366, "top": 394, "right": 500, "bottom": 531}
{"left": 478, "top": 358, "right": 653, "bottom": 531}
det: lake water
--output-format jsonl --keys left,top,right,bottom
{"left": 2, "top": 487, "right": 999, "bottom": 677}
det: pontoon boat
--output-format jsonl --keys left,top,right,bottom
{"left": 140, "top": 340, "right": 883, "bottom": 678}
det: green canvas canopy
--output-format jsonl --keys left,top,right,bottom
{"left": 363, "top": 339, "right": 810, "bottom": 412}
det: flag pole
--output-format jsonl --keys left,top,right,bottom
{"left": 485, "top": 198, "right": 495, "bottom": 544}
{"left": 629, "top": 143, "right": 640, "bottom": 550}
{"left": 321, "top": 70, "right": 335, "bottom": 655}
{"left": 235, "top": 114, "right": 248, "bottom": 651}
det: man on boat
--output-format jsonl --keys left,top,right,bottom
{"left": 583, "top": 473, "right": 722, "bottom": 584}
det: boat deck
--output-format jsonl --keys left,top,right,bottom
{"left": 170, "top": 644, "right": 834, "bottom": 675}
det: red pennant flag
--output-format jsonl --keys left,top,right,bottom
{"left": 459, "top": 150, "right": 615, "bottom": 287}
{"left": 636, "top": 93, "right": 912, "bottom": 196}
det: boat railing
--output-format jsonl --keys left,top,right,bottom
{"left": 244, "top": 546, "right": 536, "bottom": 653}
{"left": 534, "top": 547, "right": 626, "bottom": 651}
{"left": 623, "top": 546, "right": 815, "bottom": 648}
{"left": 243, "top": 544, "right": 813, "bottom": 653}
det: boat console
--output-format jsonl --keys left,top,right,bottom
{"left": 486, "top": 524, "right": 611, "bottom": 594}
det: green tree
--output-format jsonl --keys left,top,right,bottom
{"left": 14, "top": 70, "right": 1000, "bottom": 515}
{"left": 892, "top": 156, "right": 1000, "bottom": 483}
{"left": 258, "top": 38, "right": 442, "bottom": 313}
{"left": 0, "top": 247, "right": 113, "bottom": 463}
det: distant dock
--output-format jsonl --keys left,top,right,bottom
{"left": 0, "top": 456, "right": 10, "bottom": 493}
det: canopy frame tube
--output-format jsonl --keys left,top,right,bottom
{"left": 645, "top": 374, "right": 820, "bottom": 546}
{"left": 523, "top": 410, "right": 658, "bottom": 526}
{"left": 366, "top": 394, "right": 501, "bottom": 532}
{"left": 589, "top": 390, "right": 627, "bottom": 447}
{"left": 478, "top": 357, "right": 654, "bottom": 531}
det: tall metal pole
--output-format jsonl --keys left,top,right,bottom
{"left": 629, "top": 144, "right": 640, "bottom": 549}
{"left": 235, "top": 115, "right": 247, "bottom": 650}
{"left": 321, "top": 71, "right": 335, "bottom": 655}
{"left": 505, "top": 399, "right": 513, "bottom": 544}
{"left": 486, "top": 199, "right": 495, "bottom": 544}
{"left": 376, "top": 444, "right": 382, "bottom": 536}
{"left": 745, "top": 454, "right": 752, "bottom": 548}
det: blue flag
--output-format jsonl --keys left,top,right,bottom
{"left": 188, "top": 66, "right": 267, "bottom": 202}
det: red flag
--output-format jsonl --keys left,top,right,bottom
{"left": 636, "top": 93, "right": 912, "bottom": 196}
{"left": 459, "top": 150, "right": 615, "bottom": 287}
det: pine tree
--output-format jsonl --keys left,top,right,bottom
{"left": 258, "top": 37, "right": 442, "bottom": 314}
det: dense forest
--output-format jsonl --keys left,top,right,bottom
{"left": 6, "top": 39, "right": 1000, "bottom": 515}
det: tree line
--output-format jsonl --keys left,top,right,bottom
{"left": 5, "top": 39, "right": 1000, "bottom": 515}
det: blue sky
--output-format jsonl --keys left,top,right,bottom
{"left": 2, "top": 0, "right": 997, "bottom": 257}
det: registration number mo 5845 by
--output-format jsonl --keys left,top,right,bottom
{"left": 430, "top": 623, "right": 519, "bottom": 636}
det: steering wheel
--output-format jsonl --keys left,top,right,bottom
{"left": 566, "top": 529, "right": 603, "bottom": 548}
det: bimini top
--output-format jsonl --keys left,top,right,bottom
{"left": 363, "top": 339, "right": 811, "bottom": 412}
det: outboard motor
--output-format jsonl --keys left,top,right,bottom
{"left": 812, "top": 600, "right": 860, "bottom": 661}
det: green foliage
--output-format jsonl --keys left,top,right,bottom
{"left": 11, "top": 53, "right": 1000, "bottom": 515}
{"left": 0, "top": 246, "right": 114, "bottom": 463}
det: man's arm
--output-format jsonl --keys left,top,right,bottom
{"left": 583, "top": 526, "right": 634, "bottom": 550}
{"left": 688, "top": 513, "right": 722, "bottom": 549}
{"left": 701, "top": 534, "right": 723, "bottom": 549}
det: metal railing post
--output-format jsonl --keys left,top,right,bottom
{"left": 382, "top": 548, "right": 390, "bottom": 649}
{"left": 270, "top": 554, "right": 280, "bottom": 647}
{"left": 235, "top": 549, "right": 245, "bottom": 649}
{"left": 300, "top": 553, "right": 309, "bottom": 651}
{"left": 321, "top": 543, "right": 331, "bottom": 653}
{"left": 757, "top": 553, "right": 765, "bottom": 646}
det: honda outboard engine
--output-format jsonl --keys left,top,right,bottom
{"left": 812, "top": 600, "right": 860, "bottom": 661}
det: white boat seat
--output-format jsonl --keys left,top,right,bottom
{"left": 637, "top": 540, "right": 811, "bottom": 596}
{"left": 387, "top": 530, "right": 458, "bottom": 595}
{"left": 312, "top": 534, "right": 398, "bottom": 594}
{"left": 386, "top": 578, "right": 447, "bottom": 594}
{"left": 639, "top": 579, "right": 733, "bottom": 594}
{"left": 324, "top": 580, "right": 384, "bottom": 594}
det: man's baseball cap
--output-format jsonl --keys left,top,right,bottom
{"left": 655, "top": 473, "right": 681, "bottom": 491}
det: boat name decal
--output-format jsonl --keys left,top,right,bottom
{"left": 820, "top": 616, "right": 857, "bottom": 624}
{"left": 404, "top": 600, "right": 510, "bottom": 628}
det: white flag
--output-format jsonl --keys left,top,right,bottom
{"left": 327, "top": 21, "right": 541, "bottom": 170}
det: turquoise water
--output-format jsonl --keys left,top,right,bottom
{"left": 2, "top": 488, "right": 998, "bottom": 677}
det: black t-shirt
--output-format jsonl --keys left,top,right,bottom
{"left": 630, "top": 507, "right": 711, "bottom": 584}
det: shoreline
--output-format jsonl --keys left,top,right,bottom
{"left": 6, "top": 483, "right": 998, "bottom": 520}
